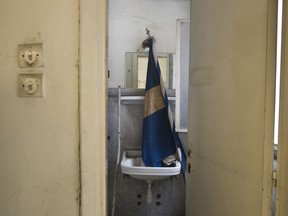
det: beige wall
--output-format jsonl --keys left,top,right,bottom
{"left": 0, "top": 1, "right": 80, "bottom": 216}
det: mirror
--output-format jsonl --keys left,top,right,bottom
{"left": 125, "top": 52, "right": 175, "bottom": 89}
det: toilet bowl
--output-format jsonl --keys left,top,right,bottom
{"left": 121, "top": 149, "right": 181, "bottom": 181}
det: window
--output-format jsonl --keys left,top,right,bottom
{"left": 125, "top": 52, "right": 174, "bottom": 89}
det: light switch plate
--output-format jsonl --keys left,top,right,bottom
{"left": 19, "top": 43, "right": 44, "bottom": 68}
{"left": 18, "top": 74, "right": 43, "bottom": 97}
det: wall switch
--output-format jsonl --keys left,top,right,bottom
{"left": 19, "top": 43, "right": 44, "bottom": 68}
{"left": 18, "top": 74, "right": 43, "bottom": 97}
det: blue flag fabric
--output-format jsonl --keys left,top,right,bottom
{"left": 142, "top": 39, "right": 186, "bottom": 176}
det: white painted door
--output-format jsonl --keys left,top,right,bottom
{"left": 186, "top": 1, "right": 277, "bottom": 216}
{"left": 276, "top": 1, "right": 288, "bottom": 215}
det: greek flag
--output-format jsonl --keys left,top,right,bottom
{"left": 142, "top": 38, "right": 186, "bottom": 176}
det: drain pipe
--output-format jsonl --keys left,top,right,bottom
{"left": 111, "top": 86, "right": 122, "bottom": 216}
{"left": 146, "top": 180, "right": 153, "bottom": 204}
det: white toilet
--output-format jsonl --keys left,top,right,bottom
{"left": 121, "top": 149, "right": 181, "bottom": 181}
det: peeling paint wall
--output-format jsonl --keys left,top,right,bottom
{"left": 0, "top": 1, "right": 80, "bottom": 216}
{"left": 108, "top": 0, "right": 190, "bottom": 87}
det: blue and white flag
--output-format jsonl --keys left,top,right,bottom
{"left": 142, "top": 38, "right": 186, "bottom": 176}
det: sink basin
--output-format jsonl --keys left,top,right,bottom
{"left": 121, "top": 149, "right": 181, "bottom": 204}
{"left": 121, "top": 149, "right": 181, "bottom": 181}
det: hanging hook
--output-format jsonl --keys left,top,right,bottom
{"left": 142, "top": 28, "right": 155, "bottom": 49}
{"left": 146, "top": 28, "right": 151, "bottom": 38}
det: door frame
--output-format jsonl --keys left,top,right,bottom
{"left": 79, "top": 0, "right": 108, "bottom": 215}
{"left": 276, "top": 0, "right": 288, "bottom": 215}
{"left": 77, "top": 0, "right": 279, "bottom": 215}
{"left": 262, "top": 0, "right": 278, "bottom": 215}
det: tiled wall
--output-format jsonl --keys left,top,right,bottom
{"left": 108, "top": 88, "right": 186, "bottom": 216}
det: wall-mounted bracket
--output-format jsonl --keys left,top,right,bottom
{"left": 120, "top": 96, "right": 175, "bottom": 105}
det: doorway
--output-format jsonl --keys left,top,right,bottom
{"left": 107, "top": 0, "right": 189, "bottom": 215}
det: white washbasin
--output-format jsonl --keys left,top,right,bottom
{"left": 121, "top": 149, "right": 181, "bottom": 181}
